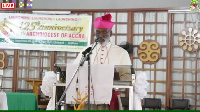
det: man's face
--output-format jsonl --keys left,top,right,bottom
{"left": 95, "top": 28, "right": 112, "bottom": 43}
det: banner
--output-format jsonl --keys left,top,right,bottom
{"left": 0, "top": 13, "right": 92, "bottom": 52}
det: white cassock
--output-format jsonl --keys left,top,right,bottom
{"left": 74, "top": 42, "right": 132, "bottom": 81}
{"left": 74, "top": 42, "right": 131, "bottom": 65}
{"left": 73, "top": 42, "right": 133, "bottom": 110}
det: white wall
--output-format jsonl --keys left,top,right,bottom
{"left": 32, "top": 0, "right": 191, "bottom": 9}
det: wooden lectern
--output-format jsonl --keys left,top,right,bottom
{"left": 26, "top": 80, "right": 42, "bottom": 100}
{"left": 27, "top": 79, "right": 48, "bottom": 109}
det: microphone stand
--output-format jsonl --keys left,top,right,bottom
{"left": 55, "top": 66, "right": 80, "bottom": 110}
{"left": 55, "top": 38, "right": 99, "bottom": 110}
{"left": 79, "top": 41, "right": 99, "bottom": 110}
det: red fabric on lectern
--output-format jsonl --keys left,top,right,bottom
{"left": 109, "top": 90, "right": 121, "bottom": 110}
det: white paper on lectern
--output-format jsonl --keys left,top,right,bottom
{"left": 65, "top": 64, "right": 114, "bottom": 104}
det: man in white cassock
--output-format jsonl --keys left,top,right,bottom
{"left": 73, "top": 13, "right": 132, "bottom": 110}
{"left": 74, "top": 13, "right": 131, "bottom": 66}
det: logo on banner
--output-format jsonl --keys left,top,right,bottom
{"left": 1, "top": 3, "right": 15, "bottom": 9}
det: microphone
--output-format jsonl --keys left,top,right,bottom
{"left": 95, "top": 37, "right": 101, "bottom": 42}
{"left": 80, "top": 38, "right": 99, "bottom": 66}
{"left": 82, "top": 47, "right": 92, "bottom": 56}
{"left": 131, "top": 67, "right": 135, "bottom": 74}
{"left": 131, "top": 67, "right": 136, "bottom": 84}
